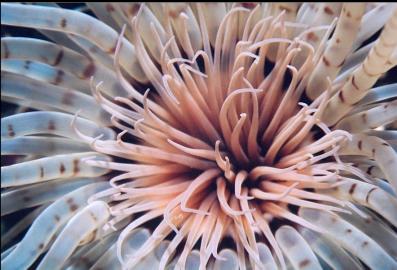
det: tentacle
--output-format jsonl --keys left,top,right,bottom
{"left": 1, "top": 178, "right": 99, "bottom": 215}
{"left": 180, "top": 169, "right": 220, "bottom": 215}
{"left": 299, "top": 208, "right": 397, "bottom": 269}
{"left": 86, "top": 3, "right": 121, "bottom": 32}
{"left": 1, "top": 204, "right": 49, "bottom": 250}
{"left": 306, "top": 3, "right": 366, "bottom": 100}
{"left": 253, "top": 210, "right": 286, "bottom": 270}
{"left": 257, "top": 243, "right": 278, "bottom": 270}
{"left": 89, "top": 243, "right": 121, "bottom": 269}
{"left": 321, "top": 177, "right": 397, "bottom": 226}
{"left": 336, "top": 100, "right": 397, "bottom": 133}
{"left": 323, "top": 8, "right": 397, "bottom": 125}
{"left": 275, "top": 225, "right": 322, "bottom": 270}
{"left": 171, "top": 193, "right": 216, "bottom": 270}
{"left": 1, "top": 182, "right": 109, "bottom": 270}
{"left": 1, "top": 136, "right": 90, "bottom": 156}
{"left": 339, "top": 134, "right": 397, "bottom": 192}
{"left": 1, "top": 111, "right": 115, "bottom": 141}
{"left": 64, "top": 232, "right": 118, "bottom": 269}
{"left": 37, "top": 201, "right": 110, "bottom": 270}
{"left": 1, "top": 37, "right": 125, "bottom": 97}
{"left": 299, "top": 227, "right": 363, "bottom": 270}
{"left": 2, "top": 59, "right": 90, "bottom": 94}
{"left": 338, "top": 210, "right": 397, "bottom": 259}
{"left": 352, "top": 3, "right": 397, "bottom": 51}
{"left": 213, "top": 249, "right": 239, "bottom": 270}
{"left": 2, "top": 72, "right": 110, "bottom": 126}
{"left": 357, "top": 83, "right": 397, "bottom": 106}
{"left": 1, "top": 152, "right": 110, "bottom": 187}
{"left": 1, "top": 3, "right": 147, "bottom": 82}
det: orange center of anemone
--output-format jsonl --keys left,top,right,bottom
{"left": 73, "top": 6, "right": 368, "bottom": 269}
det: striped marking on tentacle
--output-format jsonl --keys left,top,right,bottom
{"left": 1, "top": 152, "right": 110, "bottom": 187}
{"left": 299, "top": 208, "right": 397, "bottom": 269}
{"left": 36, "top": 201, "right": 110, "bottom": 270}
{"left": 63, "top": 34, "right": 115, "bottom": 71}
{"left": 86, "top": 3, "right": 121, "bottom": 32}
{"left": 2, "top": 72, "right": 110, "bottom": 126}
{"left": 306, "top": 3, "right": 366, "bottom": 100}
{"left": 275, "top": 225, "right": 322, "bottom": 270}
{"left": 339, "top": 134, "right": 397, "bottom": 193}
{"left": 335, "top": 100, "right": 397, "bottom": 133}
{"left": 353, "top": 3, "right": 397, "bottom": 51}
{"left": 337, "top": 41, "right": 374, "bottom": 80}
{"left": 1, "top": 136, "right": 90, "bottom": 156}
{"left": 323, "top": 177, "right": 397, "bottom": 227}
{"left": 1, "top": 111, "right": 115, "bottom": 141}
{"left": 1, "top": 178, "right": 100, "bottom": 216}
{"left": 299, "top": 227, "right": 363, "bottom": 270}
{"left": 1, "top": 182, "right": 109, "bottom": 270}
{"left": 339, "top": 209, "right": 397, "bottom": 259}
{"left": 1, "top": 37, "right": 125, "bottom": 97}
{"left": 323, "top": 8, "right": 397, "bottom": 126}
{"left": 1, "top": 3, "right": 147, "bottom": 83}
{"left": 2, "top": 59, "right": 90, "bottom": 93}
{"left": 28, "top": 3, "right": 89, "bottom": 55}
{"left": 296, "top": 3, "right": 341, "bottom": 44}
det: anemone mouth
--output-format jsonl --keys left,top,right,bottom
{"left": 1, "top": 3, "right": 397, "bottom": 270}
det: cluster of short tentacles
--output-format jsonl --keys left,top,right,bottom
{"left": 1, "top": 3, "right": 397, "bottom": 270}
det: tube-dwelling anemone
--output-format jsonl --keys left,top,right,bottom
{"left": 1, "top": 3, "right": 397, "bottom": 270}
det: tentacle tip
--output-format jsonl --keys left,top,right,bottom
{"left": 90, "top": 133, "right": 105, "bottom": 148}
{"left": 71, "top": 109, "right": 82, "bottom": 127}
{"left": 153, "top": 233, "right": 165, "bottom": 239}
{"left": 213, "top": 253, "right": 227, "bottom": 261}
{"left": 236, "top": 195, "right": 255, "bottom": 200}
